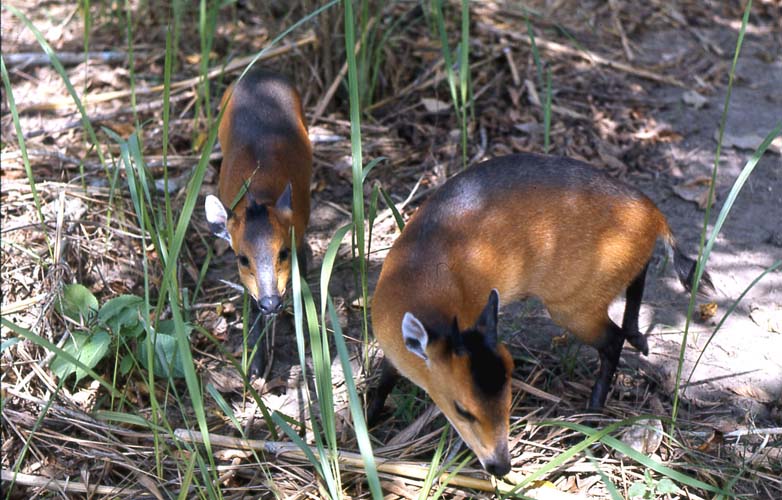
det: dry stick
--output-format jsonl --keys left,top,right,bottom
{"left": 1, "top": 469, "right": 142, "bottom": 496}
{"left": 477, "top": 22, "right": 687, "bottom": 88}
{"left": 23, "top": 90, "right": 194, "bottom": 139}
{"left": 18, "top": 31, "right": 318, "bottom": 113}
{"left": 1, "top": 294, "right": 46, "bottom": 315}
{"left": 4, "top": 51, "right": 142, "bottom": 67}
{"left": 525, "top": 78, "right": 589, "bottom": 120}
{"left": 174, "top": 429, "right": 521, "bottom": 494}
{"left": 511, "top": 379, "right": 562, "bottom": 404}
{"left": 608, "top": 0, "right": 634, "bottom": 61}
{"left": 310, "top": 17, "right": 378, "bottom": 126}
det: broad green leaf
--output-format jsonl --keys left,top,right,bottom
{"left": 139, "top": 332, "right": 186, "bottom": 379}
{"left": 55, "top": 284, "right": 98, "bottom": 323}
{"left": 627, "top": 482, "right": 646, "bottom": 498}
{"left": 50, "top": 329, "right": 111, "bottom": 383}
{"left": 120, "top": 354, "right": 134, "bottom": 375}
{"left": 155, "top": 319, "right": 193, "bottom": 337}
{"left": 657, "top": 478, "right": 678, "bottom": 494}
{"left": 99, "top": 294, "right": 143, "bottom": 335}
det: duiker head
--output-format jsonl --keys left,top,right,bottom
{"left": 402, "top": 289, "right": 514, "bottom": 476}
{"left": 205, "top": 184, "right": 294, "bottom": 314}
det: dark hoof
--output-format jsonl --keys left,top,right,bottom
{"left": 366, "top": 396, "right": 387, "bottom": 428}
{"left": 588, "top": 380, "right": 609, "bottom": 411}
{"left": 625, "top": 330, "right": 649, "bottom": 356}
{"left": 247, "top": 347, "right": 265, "bottom": 380}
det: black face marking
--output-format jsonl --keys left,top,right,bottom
{"left": 244, "top": 203, "right": 274, "bottom": 244}
{"left": 424, "top": 319, "right": 508, "bottom": 397}
{"left": 461, "top": 329, "right": 507, "bottom": 397}
{"left": 454, "top": 401, "right": 477, "bottom": 422}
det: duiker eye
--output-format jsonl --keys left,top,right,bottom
{"left": 454, "top": 401, "right": 477, "bottom": 422}
{"left": 238, "top": 254, "right": 250, "bottom": 267}
{"left": 278, "top": 248, "right": 290, "bottom": 262}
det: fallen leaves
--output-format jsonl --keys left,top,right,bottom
{"left": 672, "top": 176, "right": 713, "bottom": 210}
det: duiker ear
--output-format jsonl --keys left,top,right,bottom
{"left": 475, "top": 289, "right": 500, "bottom": 349}
{"left": 401, "top": 312, "right": 429, "bottom": 362}
{"left": 275, "top": 183, "right": 293, "bottom": 220}
{"left": 205, "top": 195, "right": 232, "bottom": 244}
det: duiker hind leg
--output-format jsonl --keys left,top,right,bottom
{"left": 589, "top": 320, "right": 625, "bottom": 410}
{"left": 621, "top": 263, "right": 649, "bottom": 355}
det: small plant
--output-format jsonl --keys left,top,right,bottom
{"left": 628, "top": 470, "right": 679, "bottom": 499}
{"left": 52, "top": 284, "right": 189, "bottom": 383}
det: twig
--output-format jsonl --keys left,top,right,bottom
{"left": 503, "top": 46, "right": 521, "bottom": 86}
{"left": 4, "top": 51, "right": 139, "bottom": 68}
{"left": 512, "top": 379, "right": 562, "bottom": 404}
{"left": 608, "top": 0, "right": 634, "bottom": 61}
{"left": 525, "top": 78, "right": 589, "bottom": 120}
{"left": 18, "top": 32, "right": 318, "bottom": 112}
{"left": 22, "top": 90, "right": 194, "bottom": 139}
{"left": 311, "top": 17, "right": 378, "bottom": 126}
{"left": 173, "top": 429, "right": 578, "bottom": 496}
{"left": 477, "top": 22, "right": 687, "bottom": 88}
{"left": 1, "top": 469, "right": 141, "bottom": 496}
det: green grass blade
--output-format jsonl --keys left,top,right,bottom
{"left": 328, "top": 297, "right": 382, "bottom": 499}
{"left": 700, "top": 121, "right": 782, "bottom": 281}
{"left": 544, "top": 68, "right": 552, "bottom": 153}
{"left": 685, "top": 259, "right": 781, "bottom": 388}
{"left": 344, "top": 0, "right": 372, "bottom": 370}
{"left": 504, "top": 417, "right": 645, "bottom": 497}
{"left": 1, "top": 318, "right": 120, "bottom": 398}
{"left": 419, "top": 429, "right": 448, "bottom": 499}
{"left": 671, "top": 0, "right": 753, "bottom": 429}
{"left": 555, "top": 421, "right": 729, "bottom": 495}
{"left": 380, "top": 187, "right": 405, "bottom": 231}
{"left": 3, "top": 4, "right": 108, "bottom": 177}
{"left": 0, "top": 57, "right": 45, "bottom": 227}
{"left": 584, "top": 449, "right": 623, "bottom": 500}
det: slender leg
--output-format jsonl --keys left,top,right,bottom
{"left": 247, "top": 304, "right": 267, "bottom": 379}
{"left": 296, "top": 242, "right": 309, "bottom": 279}
{"left": 588, "top": 321, "right": 624, "bottom": 410}
{"left": 367, "top": 359, "right": 399, "bottom": 427}
{"left": 622, "top": 263, "right": 649, "bottom": 355}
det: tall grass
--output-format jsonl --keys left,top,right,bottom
{"left": 431, "top": 0, "right": 472, "bottom": 170}
{"left": 669, "top": 0, "right": 756, "bottom": 431}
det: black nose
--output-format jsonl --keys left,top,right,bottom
{"left": 258, "top": 295, "right": 282, "bottom": 315}
{"left": 484, "top": 458, "right": 511, "bottom": 478}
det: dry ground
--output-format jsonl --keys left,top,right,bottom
{"left": 2, "top": 0, "right": 781, "bottom": 498}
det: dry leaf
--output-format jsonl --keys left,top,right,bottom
{"left": 420, "top": 97, "right": 450, "bottom": 114}
{"left": 672, "top": 182, "right": 713, "bottom": 210}
{"left": 749, "top": 304, "right": 781, "bottom": 333}
{"left": 682, "top": 90, "right": 708, "bottom": 109}
{"left": 699, "top": 302, "right": 718, "bottom": 321}
{"left": 551, "top": 333, "right": 569, "bottom": 348}
{"left": 731, "top": 384, "right": 774, "bottom": 402}
{"left": 696, "top": 429, "right": 724, "bottom": 452}
{"left": 619, "top": 418, "right": 664, "bottom": 455}
{"left": 717, "top": 129, "right": 782, "bottom": 155}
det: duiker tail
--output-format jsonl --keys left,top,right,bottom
{"left": 662, "top": 232, "right": 715, "bottom": 295}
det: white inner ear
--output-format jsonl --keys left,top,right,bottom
{"left": 205, "top": 195, "right": 228, "bottom": 224}
{"left": 204, "top": 195, "right": 232, "bottom": 243}
{"left": 401, "top": 312, "right": 429, "bottom": 362}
